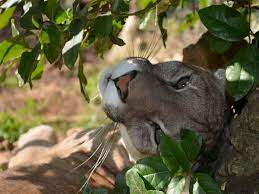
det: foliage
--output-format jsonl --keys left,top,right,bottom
{"left": 0, "top": 98, "right": 44, "bottom": 143}
{"left": 0, "top": 0, "right": 162, "bottom": 101}
{"left": 85, "top": 129, "right": 222, "bottom": 194}
{"left": 0, "top": 0, "right": 258, "bottom": 100}
{"left": 198, "top": 3, "right": 259, "bottom": 100}
{"left": 0, "top": 0, "right": 258, "bottom": 192}
{"left": 0, "top": 113, "right": 24, "bottom": 143}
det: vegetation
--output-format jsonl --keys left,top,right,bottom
{"left": 0, "top": 0, "right": 258, "bottom": 193}
{"left": 85, "top": 129, "right": 222, "bottom": 194}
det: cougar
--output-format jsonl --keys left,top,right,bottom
{"left": 99, "top": 57, "right": 226, "bottom": 160}
{"left": 0, "top": 56, "right": 256, "bottom": 194}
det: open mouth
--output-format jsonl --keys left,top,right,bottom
{"left": 113, "top": 70, "right": 138, "bottom": 103}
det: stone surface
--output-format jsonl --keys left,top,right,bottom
{"left": 9, "top": 125, "right": 57, "bottom": 168}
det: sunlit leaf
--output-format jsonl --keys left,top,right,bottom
{"left": 226, "top": 46, "right": 259, "bottom": 100}
{"left": 31, "top": 52, "right": 44, "bottom": 80}
{"left": 166, "top": 176, "right": 185, "bottom": 194}
{"left": 62, "top": 19, "right": 85, "bottom": 69}
{"left": 0, "top": 6, "right": 16, "bottom": 30}
{"left": 0, "top": 0, "right": 20, "bottom": 9}
{"left": 146, "top": 191, "right": 165, "bottom": 194}
{"left": 193, "top": 181, "right": 206, "bottom": 194}
{"left": 134, "top": 156, "right": 171, "bottom": 190}
{"left": 11, "top": 19, "right": 19, "bottom": 37}
{"left": 126, "top": 169, "right": 147, "bottom": 194}
{"left": 0, "top": 39, "right": 29, "bottom": 65}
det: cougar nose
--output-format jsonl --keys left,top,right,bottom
{"left": 113, "top": 70, "right": 137, "bottom": 102}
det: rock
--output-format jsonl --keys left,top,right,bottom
{"left": 8, "top": 125, "right": 57, "bottom": 168}
{"left": 0, "top": 151, "right": 12, "bottom": 168}
{"left": 0, "top": 126, "right": 131, "bottom": 194}
{"left": 183, "top": 32, "right": 247, "bottom": 70}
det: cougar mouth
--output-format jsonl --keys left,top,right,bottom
{"left": 113, "top": 70, "right": 138, "bottom": 103}
{"left": 148, "top": 120, "right": 163, "bottom": 146}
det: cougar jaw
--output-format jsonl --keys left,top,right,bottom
{"left": 148, "top": 120, "right": 163, "bottom": 145}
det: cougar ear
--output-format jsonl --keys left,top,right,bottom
{"left": 214, "top": 69, "right": 225, "bottom": 94}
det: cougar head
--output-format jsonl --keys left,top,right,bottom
{"left": 99, "top": 57, "right": 226, "bottom": 157}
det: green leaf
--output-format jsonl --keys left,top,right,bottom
{"left": 20, "top": 6, "right": 42, "bottom": 30}
{"left": 198, "top": 5, "right": 250, "bottom": 41}
{"left": 0, "top": 0, "right": 20, "bottom": 9}
{"left": 158, "top": 12, "right": 167, "bottom": 47}
{"left": 226, "top": 46, "right": 259, "bottom": 100}
{"left": 18, "top": 44, "right": 40, "bottom": 85}
{"left": 110, "top": 35, "right": 125, "bottom": 46}
{"left": 180, "top": 129, "right": 202, "bottom": 162}
{"left": 193, "top": 181, "right": 205, "bottom": 194}
{"left": 160, "top": 133, "right": 190, "bottom": 174}
{"left": 40, "top": 23, "right": 62, "bottom": 63}
{"left": 194, "top": 173, "right": 222, "bottom": 194}
{"left": 166, "top": 176, "right": 185, "bottom": 194}
{"left": 0, "top": 6, "right": 16, "bottom": 30}
{"left": 0, "top": 39, "right": 29, "bottom": 65}
{"left": 83, "top": 186, "right": 109, "bottom": 194}
{"left": 91, "top": 188, "right": 109, "bottom": 194}
{"left": 226, "top": 62, "right": 254, "bottom": 100}
{"left": 11, "top": 19, "right": 19, "bottom": 37}
{"left": 62, "top": 19, "right": 85, "bottom": 69}
{"left": 62, "top": 31, "right": 83, "bottom": 69}
{"left": 126, "top": 169, "right": 147, "bottom": 194}
{"left": 111, "top": 0, "right": 129, "bottom": 13}
{"left": 31, "top": 52, "right": 44, "bottom": 80}
{"left": 146, "top": 191, "right": 165, "bottom": 194}
{"left": 78, "top": 61, "right": 90, "bottom": 102}
{"left": 112, "top": 168, "right": 129, "bottom": 194}
{"left": 94, "top": 15, "right": 113, "bottom": 37}
{"left": 133, "top": 157, "right": 171, "bottom": 190}
{"left": 208, "top": 35, "right": 232, "bottom": 54}
{"left": 139, "top": 10, "right": 153, "bottom": 30}
{"left": 41, "top": 0, "right": 62, "bottom": 21}
{"left": 252, "top": 31, "right": 259, "bottom": 48}
{"left": 137, "top": 0, "right": 156, "bottom": 9}
{"left": 178, "top": 13, "right": 199, "bottom": 33}
{"left": 55, "top": 8, "right": 71, "bottom": 24}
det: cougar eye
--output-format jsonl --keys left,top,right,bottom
{"left": 173, "top": 76, "right": 190, "bottom": 90}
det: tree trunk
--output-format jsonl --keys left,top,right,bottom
{"left": 183, "top": 33, "right": 259, "bottom": 193}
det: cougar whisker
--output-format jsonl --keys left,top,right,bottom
{"left": 68, "top": 141, "right": 104, "bottom": 174}
{"left": 78, "top": 123, "right": 118, "bottom": 193}
{"left": 146, "top": 33, "right": 160, "bottom": 59}
{"left": 78, "top": 137, "right": 111, "bottom": 193}
{"left": 143, "top": 32, "right": 156, "bottom": 59}
{"left": 86, "top": 137, "right": 114, "bottom": 183}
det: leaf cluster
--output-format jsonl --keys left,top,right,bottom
{"left": 198, "top": 3, "right": 259, "bottom": 100}
{"left": 85, "top": 129, "right": 222, "bottom": 194}
{"left": 0, "top": 0, "right": 164, "bottom": 100}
